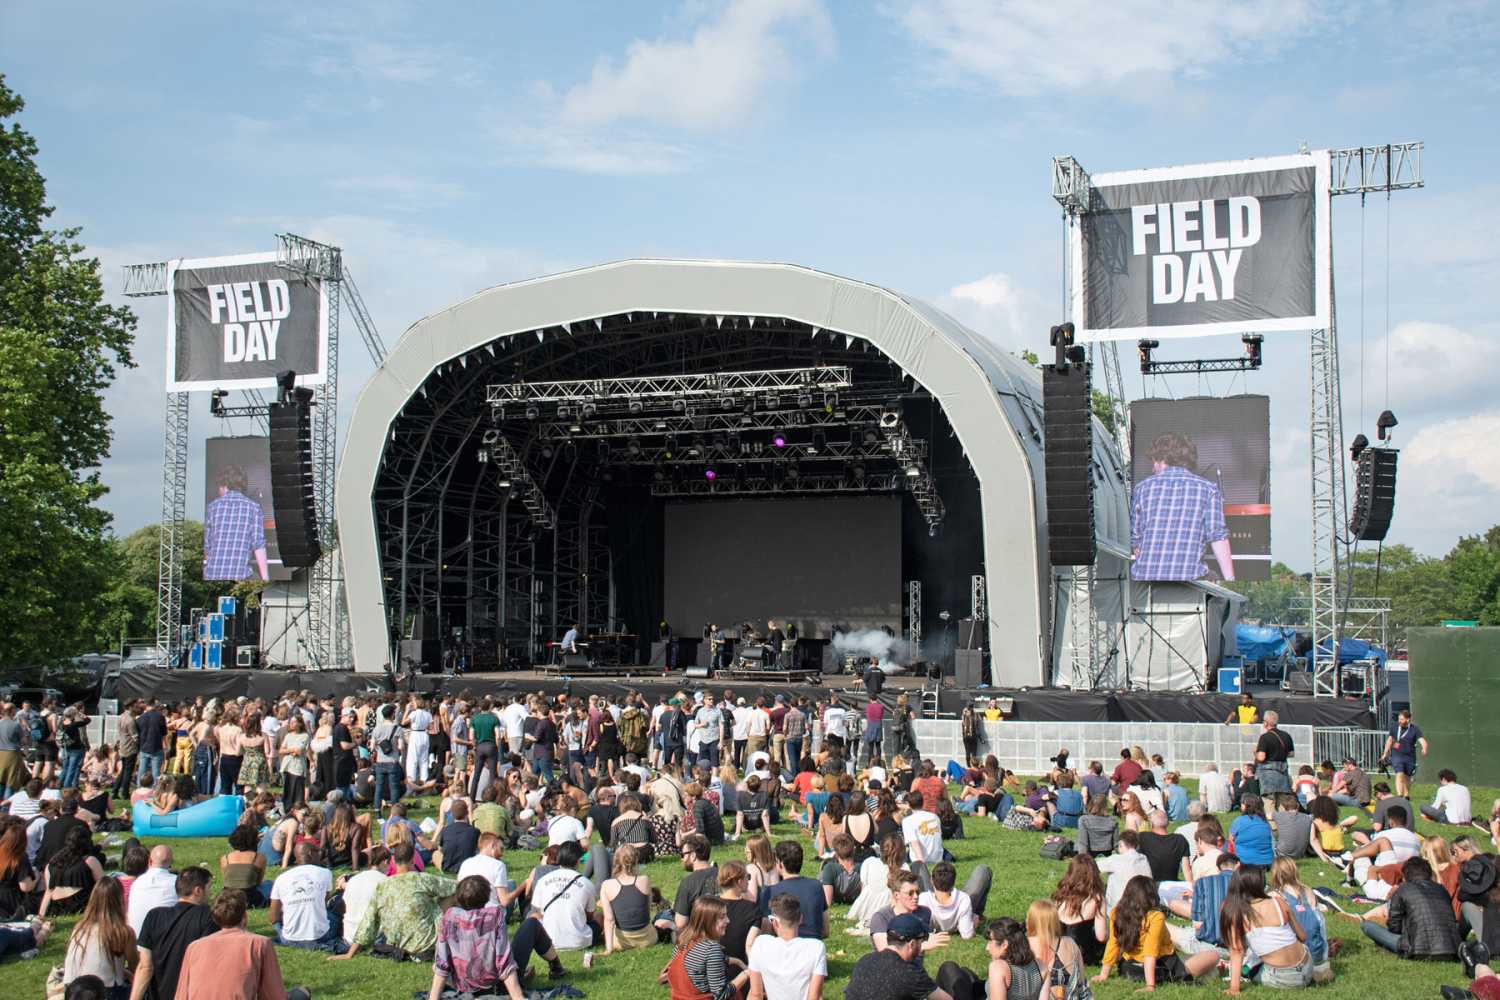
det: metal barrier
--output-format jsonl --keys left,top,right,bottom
{"left": 84, "top": 715, "right": 119, "bottom": 749}
{"left": 910, "top": 719, "right": 1314, "bottom": 776}
{"left": 1313, "top": 728, "right": 1388, "bottom": 770}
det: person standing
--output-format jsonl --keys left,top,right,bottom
{"left": 1253, "top": 711, "right": 1294, "bottom": 796}
{"left": 959, "top": 705, "right": 979, "bottom": 765}
{"left": 370, "top": 705, "right": 405, "bottom": 815}
{"left": 403, "top": 697, "right": 433, "bottom": 789}
{"left": 783, "top": 700, "right": 806, "bottom": 773}
{"left": 863, "top": 699, "right": 886, "bottom": 768}
{"left": 1382, "top": 709, "right": 1428, "bottom": 800}
{"left": 468, "top": 699, "right": 500, "bottom": 800}
{"left": 112, "top": 702, "right": 138, "bottom": 801}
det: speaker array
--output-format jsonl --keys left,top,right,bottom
{"left": 1351, "top": 448, "right": 1398, "bottom": 542}
{"left": 269, "top": 399, "right": 322, "bottom": 568}
{"left": 1043, "top": 363, "right": 1097, "bottom": 566}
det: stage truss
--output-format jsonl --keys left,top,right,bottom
{"left": 1049, "top": 144, "right": 1423, "bottom": 697}
{"left": 373, "top": 311, "right": 964, "bottom": 668}
{"left": 123, "top": 234, "right": 387, "bottom": 669}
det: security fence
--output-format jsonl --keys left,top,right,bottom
{"left": 909, "top": 719, "right": 1314, "bottom": 776}
{"left": 1312, "top": 728, "right": 1389, "bottom": 771}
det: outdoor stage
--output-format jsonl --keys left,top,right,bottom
{"left": 108, "top": 668, "right": 1375, "bottom": 728}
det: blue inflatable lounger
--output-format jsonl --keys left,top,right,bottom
{"left": 133, "top": 794, "right": 244, "bottom": 838}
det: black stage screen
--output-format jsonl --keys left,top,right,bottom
{"left": 664, "top": 496, "right": 901, "bottom": 638}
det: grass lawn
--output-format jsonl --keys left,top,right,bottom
{"left": 2, "top": 777, "right": 1493, "bottom": 999}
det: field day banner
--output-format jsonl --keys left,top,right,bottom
{"left": 165, "top": 251, "right": 328, "bottom": 391}
{"left": 1072, "top": 152, "right": 1330, "bottom": 342}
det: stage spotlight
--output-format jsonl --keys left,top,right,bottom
{"left": 209, "top": 389, "right": 227, "bottom": 416}
{"left": 1137, "top": 339, "right": 1159, "bottom": 373}
{"left": 797, "top": 392, "right": 813, "bottom": 408}
{"left": 787, "top": 462, "right": 800, "bottom": 480}
{"left": 567, "top": 419, "right": 582, "bottom": 433}
{"left": 852, "top": 462, "right": 866, "bottom": 480}
{"left": 808, "top": 430, "right": 827, "bottom": 455}
{"left": 541, "top": 443, "right": 555, "bottom": 459}
{"left": 596, "top": 441, "right": 610, "bottom": 462}
{"left": 1350, "top": 433, "right": 1369, "bottom": 462}
{"left": 558, "top": 405, "right": 571, "bottom": 418}
{"left": 654, "top": 418, "right": 668, "bottom": 430}
{"left": 772, "top": 433, "right": 787, "bottom": 449}
{"left": 688, "top": 437, "right": 703, "bottom": 458}
{"left": 672, "top": 399, "right": 686, "bottom": 413}
{"left": 476, "top": 448, "right": 489, "bottom": 464}
{"left": 525, "top": 404, "right": 540, "bottom": 420}
{"left": 905, "top": 463, "right": 921, "bottom": 477}
{"left": 628, "top": 399, "right": 644, "bottom": 414}
{"left": 496, "top": 474, "right": 512, "bottom": 487}
{"left": 481, "top": 428, "right": 501, "bottom": 445}
{"left": 879, "top": 408, "right": 900, "bottom": 429}
{"left": 653, "top": 466, "right": 665, "bottom": 482}
{"left": 627, "top": 437, "right": 642, "bottom": 456}
{"left": 704, "top": 468, "right": 717, "bottom": 481}
{"left": 1377, "top": 409, "right": 1399, "bottom": 441}
{"left": 580, "top": 402, "right": 597, "bottom": 419}
{"left": 1242, "top": 333, "right": 1264, "bottom": 366}
{"left": 863, "top": 427, "right": 879, "bottom": 444}
{"left": 763, "top": 396, "right": 779, "bottom": 411}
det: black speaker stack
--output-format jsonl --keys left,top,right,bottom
{"left": 269, "top": 397, "right": 322, "bottom": 568}
{"left": 1043, "top": 325, "right": 1096, "bottom": 566}
{"left": 1351, "top": 448, "right": 1398, "bottom": 542}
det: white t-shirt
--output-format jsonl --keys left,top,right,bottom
{"left": 126, "top": 866, "right": 180, "bottom": 935}
{"left": 456, "top": 854, "right": 510, "bottom": 900}
{"left": 1176, "top": 821, "right": 1201, "bottom": 857}
{"left": 531, "top": 867, "right": 597, "bottom": 950}
{"left": 26, "top": 815, "right": 46, "bottom": 861}
{"left": 407, "top": 708, "right": 433, "bottom": 736}
{"left": 747, "top": 709, "right": 770, "bottom": 738}
{"left": 502, "top": 703, "right": 528, "bottom": 741}
{"left": 262, "top": 716, "right": 282, "bottom": 740}
{"left": 1200, "top": 770, "right": 1233, "bottom": 813}
{"left": 1375, "top": 826, "right": 1423, "bottom": 868}
{"left": 749, "top": 934, "right": 828, "bottom": 1000}
{"left": 865, "top": 766, "right": 888, "bottom": 788}
{"left": 918, "top": 889, "right": 975, "bottom": 937}
{"left": 342, "top": 869, "right": 386, "bottom": 943}
{"left": 901, "top": 810, "right": 943, "bottom": 864}
{"left": 1433, "top": 783, "right": 1472, "bottom": 824}
{"left": 547, "top": 814, "right": 587, "bottom": 846}
{"left": 270, "top": 864, "right": 333, "bottom": 942}
{"left": 822, "top": 707, "right": 848, "bottom": 739}
{"left": 733, "top": 707, "right": 752, "bottom": 741}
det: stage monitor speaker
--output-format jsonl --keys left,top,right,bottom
{"left": 954, "top": 648, "right": 985, "bottom": 688}
{"left": 1043, "top": 362, "right": 1096, "bottom": 566}
{"left": 648, "top": 641, "right": 669, "bottom": 667}
{"left": 957, "top": 618, "right": 984, "bottom": 650}
{"left": 561, "top": 652, "right": 590, "bottom": 669}
{"left": 235, "top": 646, "right": 259, "bottom": 668}
{"left": 1350, "top": 448, "right": 1398, "bottom": 542}
{"left": 738, "top": 644, "right": 767, "bottom": 662}
{"left": 268, "top": 399, "right": 322, "bottom": 568}
{"left": 684, "top": 665, "right": 711, "bottom": 679}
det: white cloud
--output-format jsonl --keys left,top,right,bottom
{"left": 309, "top": 38, "right": 481, "bottom": 86}
{"left": 1398, "top": 412, "right": 1500, "bottom": 550}
{"left": 1364, "top": 320, "right": 1500, "bottom": 417}
{"left": 887, "top": 0, "right": 1323, "bottom": 95}
{"left": 495, "top": 124, "right": 699, "bottom": 176}
{"left": 934, "top": 272, "right": 1045, "bottom": 353}
{"left": 559, "top": 0, "right": 834, "bottom": 131}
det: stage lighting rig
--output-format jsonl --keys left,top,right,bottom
{"left": 1138, "top": 339, "right": 1159, "bottom": 373}
{"left": 1137, "top": 336, "right": 1265, "bottom": 376}
{"left": 525, "top": 404, "right": 540, "bottom": 420}
{"left": 1243, "top": 334, "right": 1263, "bottom": 366}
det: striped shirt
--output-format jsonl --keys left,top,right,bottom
{"left": 1131, "top": 466, "right": 1229, "bottom": 580}
{"left": 684, "top": 940, "right": 734, "bottom": 1000}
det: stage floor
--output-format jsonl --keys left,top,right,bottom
{"left": 105, "top": 667, "right": 1374, "bottom": 728}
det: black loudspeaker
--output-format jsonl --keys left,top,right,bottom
{"left": 1351, "top": 448, "right": 1398, "bottom": 542}
{"left": 268, "top": 399, "right": 322, "bottom": 567}
{"left": 954, "top": 649, "right": 985, "bottom": 687}
{"left": 562, "top": 652, "right": 590, "bottom": 669}
{"left": 1043, "top": 363, "right": 1096, "bottom": 566}
{"left": 739, "top": 644, "right": 767, "bottom": 662}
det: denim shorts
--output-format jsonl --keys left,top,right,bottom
{"left": 1255, "top": 949, "right": 1313, "bottom": 988}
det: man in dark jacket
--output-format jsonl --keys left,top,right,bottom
{"left": 1361, "top": 857, "right": 1461, "bottom": 959}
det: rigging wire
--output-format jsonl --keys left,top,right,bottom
{"left": 1385, "top": 192, "right": 1393, "bottom": 409}
{"left": 1358, "top": 192, "right": 1366, "bottom": 432}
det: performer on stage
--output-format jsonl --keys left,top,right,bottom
{"left": 559, "top": 622, "right": 580, "bottom": 663}
{"left": 765, "top": 619, "right": 785, "bottom": 669}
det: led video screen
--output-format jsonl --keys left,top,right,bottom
{"left": 203, "top": 436, "right": 287, "bottom": 581}
{"left": 1128, "top": 395, "right": 1271, "bottom": 583}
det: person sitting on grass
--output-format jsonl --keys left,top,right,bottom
{"left": 661, "top": 896, "right": 751, "bottom": 1000}
{"left": 177, "top": 888, "right": 312, "bottom": 1000}
{"left": 735, "top": 775, "right": 772, "bottom": 842}
{"left": 269, "top": 842, "right": 337, "bottom": 950}
{"left": 1348, "top": 803, "right": 1422, "bottom": 900}
{"left": 331, "top": 840, "right": 453, "bottom": 962}
{"left": 61, "top": 877, "right": 136, "bottom": 998}
{"left": 1075, "top": 794, "right": 1118, "bottom": 857}
{"left": 220, "top": 825, "right": 270, "bottom": 907}
{"left": 1360, "top": 856, "right": 1462, "bottom": 960}
{"left": 1096, "top": 830, "right": 1152, "bottom": 914}
{"left": 748, "top": 893, "right": 828, "bottom": 1000}
{"left": 1307, "top": 795, "right": 1350, "bottom": 867}
{"left": 871, "top": 870, "right": 948, "bottom": 961}
{"left": 1228, "top": 793, "right": 1274, "bottom": 867}
{"left": 427, "top": 874, "right": 526, "bottom": 1000}
{"left": 1091, "top": 875, "right": 1220, "bottom": 990}
{"left": 935, "top": 916, "right": 1040, "bottom": 1000}
{"left": 1165, "top": 850, "right": 1238, "bottom": 960}
{"left": 759, "top": 840, "right": 828, "bottom": 940}
{"left": 600, "top": 844, "right": 661, "bottom": 956}
{"left": 819, "top": 833, "right": 861, "bottom": 907}
{"left": 1269, "top": 856, "right": 1336, "bottom": 984}
{"left": 1220, "top": 865, "right": 1315, "bottom": 994}
{"left": 131, "top": 866, "right": 216, "bottom": 1000}
{"left": 918, "top": 861, "right": 976, "bottom": 939}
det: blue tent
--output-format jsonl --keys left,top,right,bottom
{"left": 1235, "top": 624, "right": 1295, "bottom": 661}
{"left": 1314, "top": 636, "right": 1386, "bottom": 665}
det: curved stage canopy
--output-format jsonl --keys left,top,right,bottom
{"left": 336, "top": 260, "right": 1129, "bottom": 686}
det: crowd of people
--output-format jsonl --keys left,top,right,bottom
{"left": 2, "top": 688, "right": 1499, "bottom": 1000}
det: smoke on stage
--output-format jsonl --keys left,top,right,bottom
{"left": 832, "top": 628, "right": 917, "bottom": 674}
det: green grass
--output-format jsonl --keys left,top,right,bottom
{"left": 2, "top": 780, "right": 1493, "bottom": 999}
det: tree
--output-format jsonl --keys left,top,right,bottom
{"left": 1090, "top": 389, "right": 1120, "bottom": 437}
{"left": 0, "top": 76, "right": 136, "bottom": 667}
{"left": 1226, "top": 562, "right": 1309, "bottom": 625}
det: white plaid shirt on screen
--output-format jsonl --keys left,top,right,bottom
{"left": 204, "top": 489, "right": 267, "bottom": 579}
{"left": 1130, "top": 466, "right": 1229, "bottom": 580}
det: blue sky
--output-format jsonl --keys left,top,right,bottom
{"left": 3, "top": 0, "right": 1497, "bottom": 567}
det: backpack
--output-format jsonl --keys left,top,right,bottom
{"left": 26, "top": 712, "right": 46, "bottom": 744}
{"left": 1040, "top": 835, "right": 1076, "bottom": 861}
{"left": 667, "top": 710, "right": 687, "bottom": 745}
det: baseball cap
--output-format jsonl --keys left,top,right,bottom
{"left": 885, "top": 914, "right": 929, "bottom": 942}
